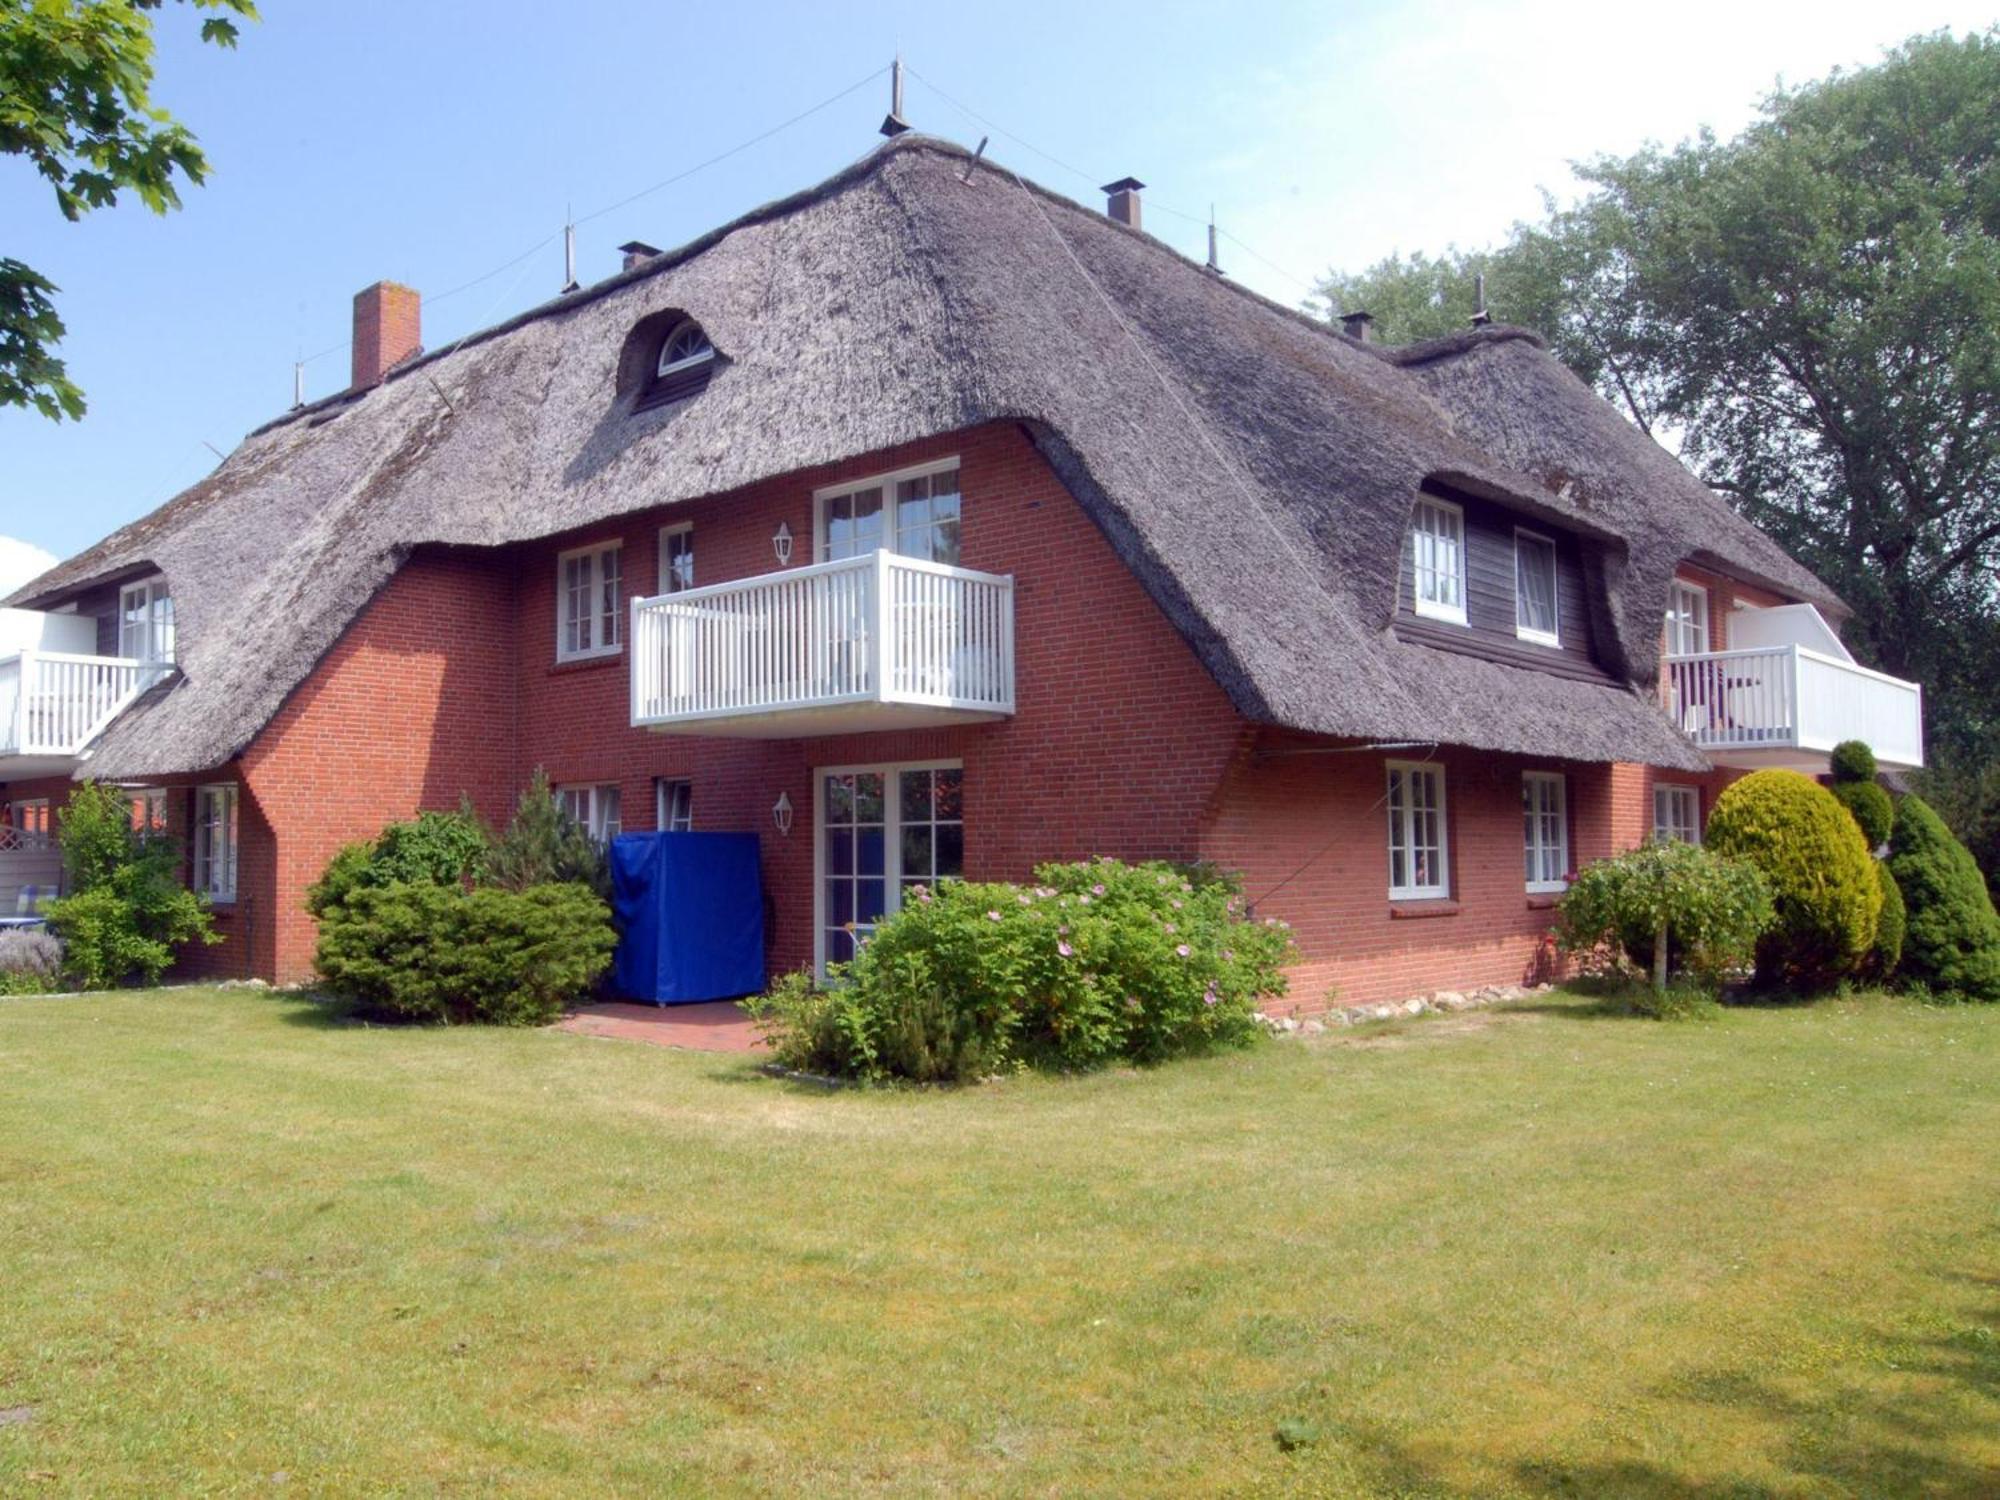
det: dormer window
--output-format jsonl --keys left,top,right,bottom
{"left": 1409, "top": 496, "right": 1467, "bottom": 625}
{"left": 1513, "top": 529, "right": 1560, "bottom": 646}
{"left": 639, "top": 319, "right": 716, "bottom": 410}
{"left": 118, "top": 576, "right": 175, "bottom": 665}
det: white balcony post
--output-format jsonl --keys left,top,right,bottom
{"left": 871, "top": 546, "right": 893, "bottom": 698}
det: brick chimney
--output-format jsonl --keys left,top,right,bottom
{"left": 351, "top": 280, "right": 421, "bottom": 390}
{"left": 618, "top": 240, "right": 662, "bottom": 273}
{"left": 1341, "top": 310, "right": 1375, "bottom": 343}
{"left": 1102, "top": 177, "right": 1145, "bottom": 230}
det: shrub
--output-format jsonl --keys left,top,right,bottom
{"left": 305, "top": 807, "right": 490, "bottom": 922}
{"left": 1705, "top": 769, "right": 1880, "bottom": 990}
{"left": 1554, "top": 839, "right": 1774, "bottom": 991}
{"left": 1871, "top": 861, "right": 1907, "bottom": 980}
{"left": 0, "top": 929, "right": 63, "bottom": 995}
{"left": 489, "top": 769, "right": 609, "bottom": 899}
{"left": 1887, "top": 794, "right": 2000, "bottom": 1002}
{"left": 747, "top": 858, "right": 1293, "bottom": 1083}
{"left": 314, "top": 880, "right": 616, "bottom": 1024}
{"left": 1831, "top": 780, "right": 1895, "bottom": 850}
{"left": 1829, "top": 740, "right": 1878, "bottom": 784}
{"left": 44, "top": 782, "right": 217, "bottom": 989}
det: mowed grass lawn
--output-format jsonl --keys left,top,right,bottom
{"left": 1, "top": 990, "right": 1996, "bottom": 1497}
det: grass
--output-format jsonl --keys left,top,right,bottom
{"left": 1, "top": 989, "right": 1997, "bottom": 1497}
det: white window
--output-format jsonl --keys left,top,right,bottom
{"left": 1665, "top": 580, "right": 1709, "bottom": 656}
{"left": 1654, "top": 784, "right": 1701, "bottom": 844}
{"left": 557, "top": 542, "right": 622, "bottom": 660}
{"left": 11, "top": 798, "right": 51, "bottom": 837}
{"left": 118, "top": 576, "right": 175, "bottom": 664}
{"left": 816, "top": 761, "right": 963, "bottom": 971}
{"left": 1409, "top": 497, "right": 1467, "bottom": 624}
{"left": 656, "top": 778, "right": 693, "bottom": 832}
{"left": 655, "top": 320, "right": 715, "bottom": 378}
{"left": 193, "top": 784, "right": 238, "bottom": 902}
{"left": 1514, "top": 530, "right": 1560, "bottom": 645}
{"left": 817, "top": 460, "right": 962, "bottom": 566}
{"left": 1523, "top": 772, "right": 1569, "bottom": 892}
{"left": 128, "top": 787, "right": 168, "bottom": 834}
{"left": 558, "top": 783, "right": 622, "bottom": 844}
{"left": 1386, "top": 760, "right": 1449, "bottom": 900}
{"left": 658, "top": 524, "right": 694, "bottom": 594}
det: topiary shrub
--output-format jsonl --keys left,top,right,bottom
{"left": 1555, "top": 838, "right": 1774, "bottom": 992}
{"left": 1831, "top": 780, "right": 1895, "bottom": 850}
{"left": 314, "top": 880, "right": 616, "bottom": 1024}
{"left": 746, "top": 857, "right": 1293, "bottom": 1083}
{"left": 1887, "top": 794, "right": 2000, "bottom": 1002}
{"left": 1829, "top": 740, "right": 1878, "bottom": 784}
{"left": 1705, "top": 769, "right": 1880, "bottom": 990}
{"left": 1870, "top": 861, "right": 1906, "bottom": 980}
{"left": 43, "top": 781, "right": 218, "bottom": 989}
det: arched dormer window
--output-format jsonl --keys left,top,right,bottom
{"left": 639, "top": 318, "right": 716, "bottom": 410}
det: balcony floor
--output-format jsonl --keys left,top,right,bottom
{"left": 0, "top": 752, "right": 81, "bottom": 780}
{"left": 638, "top": 701, "right": 1010, "bottom": 740}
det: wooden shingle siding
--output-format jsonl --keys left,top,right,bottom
{"left": 1396, "top": 486, "right": 1612, "bottom": 683}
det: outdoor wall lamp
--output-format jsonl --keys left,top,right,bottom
{"left": 772, "top": 521, "right": 794, "bottom": 566}
{"left": 772, "top": 791, "right": 794, "bottom": 836}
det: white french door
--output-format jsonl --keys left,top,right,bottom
{"left": 814, "top": 760, "right": 963, "bottom": 973}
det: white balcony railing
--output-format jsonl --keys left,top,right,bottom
{"left": 0, "top": 651, "right": 157, "bottom": 762}
{"left": 631, "top": 551, "right": 1015, "bottom": 736}
{"left": 1665, "top": 645, "right": 1924, "bottom": 769}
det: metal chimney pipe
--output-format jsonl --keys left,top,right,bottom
{"left": 880, "top": 56, "right": 911, "bottom": 136}
{"left": 563, "top": 223, "right": 578, "bottom": 293}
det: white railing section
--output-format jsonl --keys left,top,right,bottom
{"left": 1665, "top": 644, "right": 1924, "bottom": 767}
{"left": 631, "top": 551, "right": 1015, "bottom": 727}
{"left": 0, "top": 651, "right": 156, "bottom": 759}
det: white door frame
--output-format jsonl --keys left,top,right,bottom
{"left": 812, "top": 757, "right": 962, "bottom": 977}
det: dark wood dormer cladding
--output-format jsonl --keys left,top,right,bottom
{"left": 1395, "top": 484, "right": 1612, "bottom": 683}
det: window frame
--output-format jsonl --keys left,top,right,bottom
{"left": 1665, "top": 580, "right": 1710, "bottom": 657}
{"left": 1409, "top": 496, "right": 1469, "bottom": 626}
{"left": 118, "top": 575, "right": 175, "bottom": 665}
{"left": 813, "top": 457, "right": 962, "bottom": 565}
{"left": 657, "top": 522, "right": 694, "bottom": 596}
{"left": 192, "top": 783, "right": 238, "bottom": 904}
{"left": 1653, "top": 783, "right": 1702, "bottom": 845}
{"left": 813, "top": 757, "right": 964, "bottom": 976}
{"left": 1385, "top": 759, "right": 1450, "bottom": 901}
{"left": 655, "top": 777, "right": 693, "bottom": 833}
{"left": 10, "top": 798, "right": 51, "bottom": 838}
{"left": 555, "top": 540, "right": 624, "bottom": 662}
{"left": 1522, "top": 771, "right": 1569, "bottom": 894}
{"left": 557, "top": 782, "right": 623, "bottom": 845}
{"left": 128, "top": 786, "right": 168, "bottom": 835}
{"left": 1513, "top": 527, "right": 1562, "bottom": 647}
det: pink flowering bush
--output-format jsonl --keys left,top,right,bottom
{"left": 748, "top": 857, "right": 1293, "bottom": 1082}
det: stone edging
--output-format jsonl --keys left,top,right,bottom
{"left": 1260, "top": 982, "right": 1556, "bottom": 1036}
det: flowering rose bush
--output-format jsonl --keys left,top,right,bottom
{"left": 747, "top": 857, "right": 1294, "bottom": 1082}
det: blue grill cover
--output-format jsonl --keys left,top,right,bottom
{"left": 609, "top": 832, "right": 765, "bottom": 1004}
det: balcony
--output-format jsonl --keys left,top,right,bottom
{"left": 1664, "top": 645, "right": 1924, "bottom": 771}
{"left": 0, "top": 651, "right": 160, "bottom": 777}
{"left": 630, "top": 551, "right": 1015, "bottom": 738}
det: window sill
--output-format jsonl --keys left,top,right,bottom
{"left": 1525, "top": 892, "right": 1564, "bottom": 910}
{"left": 1515, "top": 629, "right": 1562, "bottom": 649}
{"left": 1413, "top": 604, "right": 1469, "bottom": 628}
{"left": 1390, "top": 899, "right": 1460, "bottom": 919}
{"left": 550, "top": 650, "right": 624, "bottom": 676}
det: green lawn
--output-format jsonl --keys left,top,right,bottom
{"left": 1, "top": 989, "right": 1996, "bottom": 1497}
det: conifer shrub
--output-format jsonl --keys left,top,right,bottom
{"left": 1871, "top": 861, "right": 1906, "bottom": 980}
{"left": 1704, "top": 769, "right": 1879, "bottom": 990}
{"left": 747, "top": 857, "right": 1293, "bottom": 1083}
{"left": 1831, "top": 780, "right": 1895, "bottom": 850}
{"left": 1829, "top": 740, "right": 1878, "bottom": 784}
{"left": 1886, "top": 794, "right": 2000, "bottom": 1002}
{"left": 488, "top": 769, "right": 609, "bottom": 899}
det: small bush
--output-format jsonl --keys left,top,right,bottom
{"left": 1887, "top": 794, "right": 2000, "bottom": 1002}
{"left": 1706, "top": 769, "right": 1880, "bottom": 990}
{"left": 314, "top": 880, "right": 616, "bottom": 1024}
{"left": 369, "top": 806, "right": 490, "bottom": 887}
{"left": 747, "top": 858, "right": 1293, "bottom": 1083}
{"left": 488, "top": 769, "right": 609, "bottom": 899}
{"left": 44, "top": 782, "right": 217, "bottom": 989}
{"left": 1832, "top": 780, "right": 1895, "bottom": 850}
{"left": 1829, "top": 740, "right": 1878, "bottom": 784}
{"left": 0, "top": 929, "right": 64, "bottom": 995}
{"left": 1871, "top": 861, "right": 1906, "bottom": 980}
{"left": 1555, "top": 839, "right": 1774, "bottom": 990}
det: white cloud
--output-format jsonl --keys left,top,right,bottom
{"left": 0, "top": 536, "right": 59, "bottom": 596}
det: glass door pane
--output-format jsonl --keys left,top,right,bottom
{"left": 822, "top": 772, "right": 886, "bottom": 964}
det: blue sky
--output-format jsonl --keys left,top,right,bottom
{"left": 0, "top": 0, "right": 1988, "bottom": 582}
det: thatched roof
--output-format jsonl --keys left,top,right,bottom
{"left": 9, "top": 135, "right": 1840, "bottom": 780}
